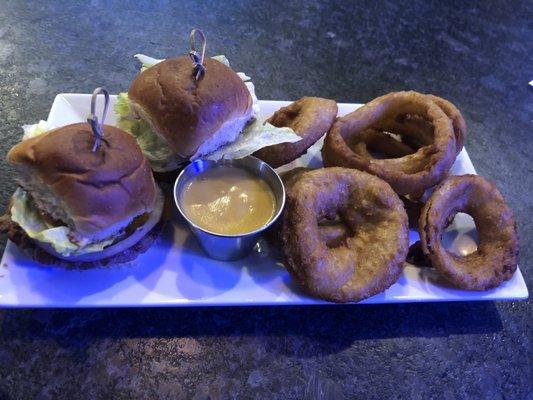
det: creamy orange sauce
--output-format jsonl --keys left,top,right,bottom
{"left": 181, "top": 166, "right": 276, "bottom": 235}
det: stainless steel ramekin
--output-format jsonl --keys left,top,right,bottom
{"left": 173, "top": 156, "right": 285, "bottom": 261}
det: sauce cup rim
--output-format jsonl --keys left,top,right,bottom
{"left": 173, "top": 156, "right": 286, "bottom": 238}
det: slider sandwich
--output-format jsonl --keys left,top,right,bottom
{"left": 115, "top": 29, "right": 300, "bottom": 177}
{"left": 0, "top": 88, "right": 165, "bottom": 268}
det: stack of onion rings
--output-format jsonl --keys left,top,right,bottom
{"left": 419, "top": 174, "right": 518, "bottom": 290}
{"left": 322, "top": 91, "right": 461, "bottom": 195}
{"left": 276, "top": 91, "right": 517, "bottom": 301}
{"left": 281, "top": 167, "right": 409, "bottom": 302}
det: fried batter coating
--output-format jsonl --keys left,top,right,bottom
{"left": 346, "top": 129, "right": 416, "bottom": 159}
{"left": 427, "top": 94, "right": 467, "bottom": 154}
{"left": 381, "top": 94, "right": 466, "bottom": 155}
{"left": 253, "top": 97, "right": 337, "bottom": 168}
{"left": 322, "top": 91, "right": 459, "bottom": 195}
{"left": 419, "top": 175, "right": 518, "bottom": 290}
{"left": 282, "top": 167, "right": 409, "bottom": 302}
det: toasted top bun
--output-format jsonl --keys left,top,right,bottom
{"left": 128, "top": 56, "right": 253, "bottom": 158}
{"left": 7, "top": 123, "right": 156, "bottom": 238}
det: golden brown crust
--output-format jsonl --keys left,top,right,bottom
{"left": 385, "top": 95, "right": 466, "bottom": 155}
{"left": 128, "top": 56, "right": 253, "bottom": 158}
{"left": 281, "top": 167, "right": 409, "bottom": 303}
{"left": 7, "top": 123, "right": 156, "bottom": 237}
{"left": 263, "top": 167, "right": 313, "bottom": 245}
{"left": 419, "top": 175, "right": 518, "bottom": 290}
{"left": 321, "top": 91, "right": 458, "bottom": 195}
{"left": 253, "top": 97, "right": 338, "bottom": 168}
{"left": 426, "top": 94, "right": 467, "bottom": 154}
{"left": 346, "top": 129, "right": 416, "bottom": 159}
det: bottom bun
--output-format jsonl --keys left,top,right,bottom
{"left": 0, "top": 187, "right": 167, "bottom": 269}
{"left": 1, "top": 216, "right": 164, "bottom": 269}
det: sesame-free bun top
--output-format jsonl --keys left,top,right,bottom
{"left": 7, "top": 123, "right": 156, "bottom": 237}
{"left": 128, "top": 56, "right": 253, "bottom": 158}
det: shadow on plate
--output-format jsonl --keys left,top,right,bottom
{"left": 170, "top": 216, "right": 286, "bottom": 300}
{"left": 7, "top": 224, "right": 173, "bottom": 305}
{"left": 174, "top": 233, "right": 243, "bottom": 300}
{"left": 244, "top": 237, "right": 293, "bottom": 293}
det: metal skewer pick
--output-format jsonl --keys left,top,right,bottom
{"left": 87, "top": 87, "right": 110, "bottom": 152}
{"left": 189, "top": 28, "right": 207, "bottom": 81}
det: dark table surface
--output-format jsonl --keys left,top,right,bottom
{"left": 0, "top": 1, "right": 531, "bottom": 399}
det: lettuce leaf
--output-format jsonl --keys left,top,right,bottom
{"left": 200, "top": 121, "right": 300, "bottom": 161}
{"left": 114, "top": 93, "right": 184, "bottom": 172}
{"left": 22, "top": 120, "right": 50, "bottom": 140}
{"left": 135, "top": 54, "right": 231, "bottom": 70}
{"left": 10, "top": 189, "right": 113, "bottom": 256}
{"left": 134, "top": 54, "right": 164, "bottom": 72}
{"left": 211, "top": 54, "right": 230, "bottom": 67}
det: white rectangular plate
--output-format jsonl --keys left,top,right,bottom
{"left": 0, "top": 94, "right": 528, "bottom": 307}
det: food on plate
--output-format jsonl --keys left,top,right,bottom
{"left": 179, "top": 165, "right": 276, "bottom": 235}
{"left": 0, "top": 89, "right": 166, "bottom": 268}
{"left": 346, "top": 128, "right": 416, "bottom": 160}
{"left": 174, "top": 156, "right": 285, "bottom": 261}
{"left": 419, "top": 175, "right": 518, "bottom": 290}
{"left": 115, "top": 29, "right": 301, "bottom": 175}
{"left": 281, "top": 167, "right": 409, "bottom": 302}
{"left": 322, "top": 91, "right": 459, "bottom": 195}
{"left": 426, "top": 94, "right": 466, "bottom": 154}
{"left": 383, "top": 94, "right": 466, "bottom": 155}
{"left": 128, "top": 56, "right": 252, "bottom": 163}
{"left": 278, "top": 167, "right": 352, "bottom": 247}
{"left": 280, "top": 167, "right": 313, "bottom": 189}
{"left": 253, "top": 97, "right": 338, "bottom": 168}
{"left": 317, "top": 219, "right": 352, "bottom": 248}
{"left": 389, "top": 115, "right": 434, "bottom": 151}
{"left": 263, "top": 167, "right": 312, "bottom": 244}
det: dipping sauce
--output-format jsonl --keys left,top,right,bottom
{"left": 180, "top": 165, "right": 276, "bottom": 235}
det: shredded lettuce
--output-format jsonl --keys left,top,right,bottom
{"left": 212, "top": 54, "right": 230, "bottom": 67}
{"left": 114, "top": 93, "right": 184, "bottom": 172}
{"left": 22, "top": 120, "right": 50, "bottom": 140}
{"left": 134, "top": 54, "right": 232, "bottom": 70}
{"left": 134, "top": 54, "right": 164, "bottom": 72}
{"left": 114, "top": 92, "right": 131, "bottom": 117}
{"left": 10, "top": 189, "right": 113, "bottom": 256}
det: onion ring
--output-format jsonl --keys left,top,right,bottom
{"left": 322, "top": 91, "right": 457, "bottom": 195}
{"left": 282, "top": 167, "right": 409, "bottom": 302}
{"left": 267, "top": 167, "right": 353, "bottom": 248}
{"left": 419, "top": 175, "right": 518, "bottom": 290}
{"left": 427, "top": 94, "right": 466, "bottom": 154}
{"left": 346, "top": 129, "right": 416, "bottom": 159}
{"left": 253, "top": 97, "right": 337, "bottom": 168}
{"left": 396, "top": 115, "right": 435, "bottom": 150}
{"left": 381, "top": 94, "right": 466, "bottom": 155}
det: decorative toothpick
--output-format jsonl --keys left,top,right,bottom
{"left": 189, "top": 28, "right": 207, "bottom": 81}
{"left": 87, "top": 87, "right": 110, "bottom": 152}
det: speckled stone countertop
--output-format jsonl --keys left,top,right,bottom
{"left": 0, "top": 1, "right": 531, "bottom": 399}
